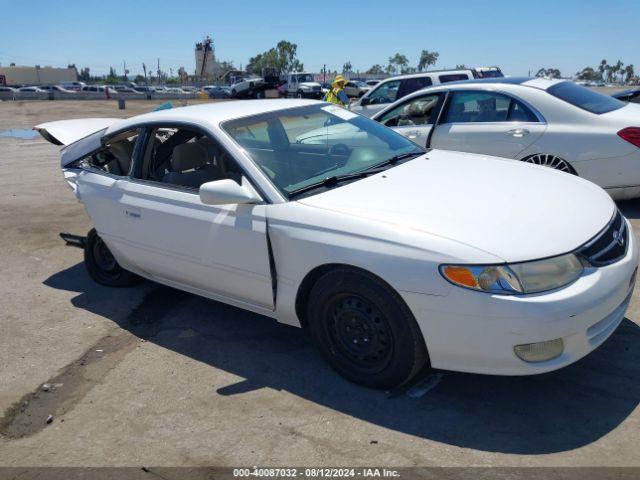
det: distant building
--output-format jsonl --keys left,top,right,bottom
{"left": 195, "top": 36, "right": 217, "bottom": 78}
{"left": 0, "top": 65, "right": 77, "bottom": 86}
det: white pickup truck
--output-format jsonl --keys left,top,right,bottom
{"left": 229, "top": 77, "right": 266, "bottom": 98}
{"left": 281, "top": 73, "right": 323, "bottom": 99}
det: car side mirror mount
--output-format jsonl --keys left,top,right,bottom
{"left": 360, "top": 97, "right": 371, "bottom": 106}
{"left": 199, "top": 178, "right": 261, "bottom": 205}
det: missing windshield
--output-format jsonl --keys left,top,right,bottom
{"left": 222, "top": 104, "right": 424, "bottom": 199}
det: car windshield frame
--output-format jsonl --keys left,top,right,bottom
{"left": 221, "top": 104, "right": 425, "bottom": 200}
{"left": 547, "top": 81, "right": 626, "bottom": 114}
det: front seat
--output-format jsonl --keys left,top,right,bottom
{"left": 108, "top": 140, "right": 134, "bottom": 175}
{"left": 162, "top": 142, "right": 224, "bottom": 188}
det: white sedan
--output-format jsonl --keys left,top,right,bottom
{"left": 36, "top": 100, "right": 638, "bottom": 388}
{"left": 372, "top": 78, "right": 640, "bottom": 199}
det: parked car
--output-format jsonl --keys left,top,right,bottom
{"left": 35, "top": 99, "right": 637, "bottom": 388}
{"left": 370, "top": 77, "right": 640, "bottom": 199}
{"left": 343, "top": 80, "right": 370, "bottom": 98}
{"left": 0, "top": 86, "right": 18, "bottom": 92}
{"left": 81, "top": 85, "right": 118, "bottom": 95}
{"left": 366, "top": 79, "right": 381, "bottom": 87}
{"left": 474, "top": 66, "right": 504, "bottom": 78}
{"left": 350, "top": 69, "right": 480, "bottom": 117}
{"left": 60, "top": 81, "right": 87, "bottom": 91}
{"left": 204, "top": 86, "right": 231, "bottom": 99}
{"left": 18, "top": 86, "right": 46, "bottom": 92}
{"left": 612, "top": 88, "right": 640, "bottom": 103}
{"left": 281, "top": 72, "right": 323, "bottom": 99}
{"left": 39, "top": 85, "right": 76, "bottom": 93}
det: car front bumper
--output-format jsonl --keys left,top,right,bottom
{"left": 400, "top": 220, "right": 639, "bottom": 375}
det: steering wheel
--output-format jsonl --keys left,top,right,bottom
{"left": 329, "top": 143, "right": 352, "bottom": 168}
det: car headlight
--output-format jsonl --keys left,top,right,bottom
{"left": 440, "top": 253, "right": 584, "bottom": 295}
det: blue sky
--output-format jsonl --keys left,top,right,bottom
{"left": 0, "top": 0, "right": 637, "bottom": 77}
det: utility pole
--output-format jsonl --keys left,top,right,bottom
{"left": 123, "top": 60, "right": 127, "bottom": 82}
{"left": 323, "top": 64, "right": 326, "bottom": 83}
{"left": 157, "top": 58, "right": 161, "bottom": 85}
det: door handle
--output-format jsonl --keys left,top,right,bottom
{"left": 124, "top": 208, "right": 141, "bottom": 219}
{"left": 407, "top": 130, "right": 419, "bottom": 139}
{"left": 506, "top": 128, "right": 530, "bottom": 138}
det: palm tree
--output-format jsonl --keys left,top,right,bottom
{"left": 598, "top": 59, "right": 607, "bottom": 80}
{"left": 624, "top": 64, "right": 635, "bottom": 84}
{"left": 614, "top": 60, "right": 624, "bottom": 84}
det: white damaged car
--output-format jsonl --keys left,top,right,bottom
{"left": 36, "top": 100, "right": 638, "bottom": 389}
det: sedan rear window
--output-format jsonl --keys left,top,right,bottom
{"left": 547, "top": 82, "right": 625, "bottom": 114}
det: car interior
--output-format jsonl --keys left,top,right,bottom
{"left": 80, "top": 127, "right": 243, "bottom": 191}
{"left": 226, "top": 115, "right": 392, "bottom": 193}
{"left": 444, "top": 92, "right": 538, "bottom": 123}
{"left": 380, "top": 95, "right": 440, "bottom": 126}
{"left": 80, "top": 129, "right": 139, "bottom": 176}
{"left": 137, "top": 127, "right": 242, "bottom": 189}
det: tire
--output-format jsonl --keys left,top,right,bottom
{"left": 306, "top": 268, "right": 429, "bottom": 389}
{"left": 296, "top": 90, "right": 304, "bottom": 99}
{"left": 231, "top": 89, "right": 237, "bottom": 97}
{"left": 358, "top": 91, "right": 365, "bottom": 98}
{"left": 84, "top": 229, "right": 139, "bottom": 287}
{"left": 521, "top": 153, "right": 577, "bottom": 174}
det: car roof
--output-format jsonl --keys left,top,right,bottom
{"left": 444, "top": 76, "right": 565, "bottom": 90}
{"left": 377, "top": 69, "right": 474, "bottom": 82}
{"left": 104, "top": 99, "right": 321, "bottom": 135}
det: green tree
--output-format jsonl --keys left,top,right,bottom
{"left": 105, "top": 66, "right": 119, "bottom": 84}
{"left": 342, "top": 61, "right": 353, "bottom": 75}
{"left": 613, "top": 60, "right": 624, "bottom": 83}
{"left": 536, "top": 68, "right": 561, "bottom": 79}
{"left": 418, "top": 50, "right": 439, "bottom": 71}
{"left": 247, "top": 40, "right": 304, "bottom": 74}
{"left": 78, "top": 67, "right": 91, "bottom": 82}
{"left": 388, "top": 53, "right": 409, "bottom": 75}
{"left": 598, "top": 59, "right": 607, "bottom": 80}
{"left": 366, "top": 64, "right": 384, "bottom": 75}
{"left": 624, "top": 64, "right": 635, "bottom": 83}
{"left": 575, "top": 66, "right": 600, "bottom": 81}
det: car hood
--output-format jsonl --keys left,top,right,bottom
{"left": 299, "top": 82, "right": 321, "bottom": 88}
{"left": 298, "top": 150, "right": 615, "bottom": 263}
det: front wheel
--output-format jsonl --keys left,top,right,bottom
{"left": 306, "top": 268, "right": 428, "bottom": 389}
{"left": 521, "top": 154, "right": 577, "bottom": 174}
{"left": 84, "top": 229, "right": 139, "bottom": 287}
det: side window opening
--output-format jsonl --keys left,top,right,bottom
{"left": 78, "top": 129, "right": 139, "bottom": 176}
{"left": 135, "top": 126, "right": 241, "bottom": 191}
{"left": 443, "top": 91, "right": 538, "bottom": 123}
{"left": 378, "top": 94, "right": 441, "bottom": 127}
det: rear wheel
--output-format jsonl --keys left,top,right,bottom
{"left": 84, "top": 229, "right": 139, "bottom": 287}
{"left": 306, "top": 268, "right": 428, "bottom": 389}
{"left": 521, "top": 154, "right": 576, "bottom": 174}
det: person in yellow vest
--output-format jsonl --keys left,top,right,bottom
{"left": 323, "top": 75, "right": 350, "bottom": 107}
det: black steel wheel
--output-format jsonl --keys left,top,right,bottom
{"left": 84, "top": 229, "right": 139, "bottom": 287}
{"left": 522, "top": 154, "right": 577, "bottom": 174}
{"left": 306, "top": 268, "right": 428, "bottom": 389}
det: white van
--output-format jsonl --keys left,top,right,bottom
{"left": 350, "top": 69, "right": 497, "bottom": 117}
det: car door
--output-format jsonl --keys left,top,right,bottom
{"left": 430, "top": 90, "right": 547, "bottom": 158}
{"left": 117, "top": 125, "right": 274, "bottom": 309}
{"left": 374, "top": 92, "right": 444, "bottom": 148}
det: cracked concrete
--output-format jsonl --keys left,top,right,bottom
{"left": 1, "top": 100, "right": 640, "bottom": 467}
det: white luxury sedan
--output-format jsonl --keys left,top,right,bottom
{"left": 370, "top": 78, "right": 640, "bottom": 200}
{"left": 36, "top": 100, "right": 638, "bottom": 389}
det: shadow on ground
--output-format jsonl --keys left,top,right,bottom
{"left": 44, "top": 262, "right": 640, "bottom": 456}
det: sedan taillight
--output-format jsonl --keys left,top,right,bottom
{"left": 617, "top": 127, "right": 640, "bottom": 148}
